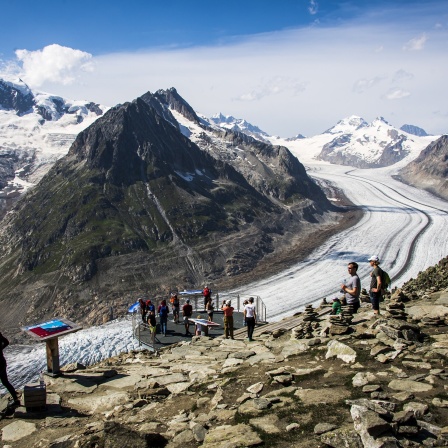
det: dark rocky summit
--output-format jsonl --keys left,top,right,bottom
{"left": 0, "top": 90, "right": 351, "bottom": 334}
{"left": 400, "top": 124, "right": 429, "bottom": 137}
{"left": 398, "top": 135, "right": 448, "bottom": 201}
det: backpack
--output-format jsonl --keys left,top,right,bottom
{"left": 381, "top": 269, "right": 391, "bottom": 289}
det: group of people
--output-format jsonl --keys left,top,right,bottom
{"left": 219, "top": 297, "right": 256, "bottom": 341}
{"left": 137, "top": 288, "right": 258, "bottom": 343}
{"left": 331, "top": 255, "right": 385, "bottom": 316}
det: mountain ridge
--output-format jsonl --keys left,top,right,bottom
{"left": 0, "top": 90, "right": 351, "bottom": 334}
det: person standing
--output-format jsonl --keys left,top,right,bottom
{"left": 244, "top": 297, "right": 256, "bottom": 341}
{"left": 138, "top": 298, "right": 147, "bottom": 324}
{"left": 146, "top": 299, "right": 155, "bottom": 315}
{"left": 147, "top": 311, "right": 157, "bottom": 346}
{"left": 206, "top": 297, "right": 214, "bottom": 322}
{"left": 202, "top": 286, "right": 211, "bottom": 309}
{"left": 368, "top": 255, "right": 383, "bottom": 316}
{"left": 222, "top": 300, "right": 234, "bottom": 339}
{"left": 0, "top": 331, "right": 19, "bottom": 406}
{"left": 158, "top": 300, "right": 169, "bottom": 336}
{"left": 171, "top": 293, "right": 180, "bottom": 324}
{"left": 182, "top": 299, "right": 193, "bottom": 336}
{"left": 340, "top": 262, "right": 361, "bottom": 313}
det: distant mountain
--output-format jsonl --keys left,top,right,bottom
{"left": 0, "top": 77, "right": 106, "bottom": 218}
{"left": 399, "top": 135, "right": 448, "bottom": 200}
{"left": 209, "top": 113, "right": 270, "bottom": 141}
{"left": 207, "top": 113, "right": 437, "bottom": 170}
{"left": 315, "top": 115, "right": 436, "bottom": 168}
{"left": 400, "top": 124, "right": 429, "bottom": 137}
{"left": 0, "top": 89, "right": 339, "bottom": 331}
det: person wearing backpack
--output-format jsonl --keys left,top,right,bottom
{"left": 158, "top": 300, "right": 169, "bottom": 336}
{"left": 368, "top": 255, "right": 383, "bottom": 316}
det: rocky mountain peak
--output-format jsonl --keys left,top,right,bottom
{"left": 0, "top": 78, "right": 34, "bottom": 115}
{"left": 400, "top": 124, "right": 429, "bottom": 137}
{"left": 399, "top": 134, "right": 448, "bottom": 200}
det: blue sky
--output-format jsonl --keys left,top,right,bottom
{"left": 1, "top": 0, "right": 447, "bottom": 136}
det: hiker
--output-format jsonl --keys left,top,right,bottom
{"left": 206, "top": 297, "right": 214, "bottom": 322}
{"left": 368, "top": 255, "right": 383, "bottom": 316}
{"left": 146, "top": 299, "right": 155, "bottom": 314}
{"left": 158, "top": 300, "right": 169, "bottom": 336}
{"left": 147, "top": 310, "right": 157, "bottom": 345}
{"left": 171, "top": 293, "right": 180, "bottom": 324}
{"left": 138, "top": 298, "right": 147, "bottom": 324}
{"left": 330, "top": 297, "right": 342, "bottom": 315}
{"left": 202, "top": 286, "right": 211, "bottom": 309}
{"left": 182, "top": 299, "right": 193, "bottom": 336}
{"left": 222, "top": 300, "right": 234, "bottom": 339}
{"left": 0, "top": 331, "right": 20, "bottom": 406}
{"left": 244, "top": 297, "right": 256, "bottom": 341}
{"left": 340, "top": 261, "right": 361, "bottom": 313}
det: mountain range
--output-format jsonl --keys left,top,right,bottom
{"left": 0, "top": 87, "right": 347, "bottom": 332}
{"left": 0, "top": 79, "right": 446, "bottom": 333}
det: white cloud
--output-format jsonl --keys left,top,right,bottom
{"left": 3, "top": 11, "right": 446, "bottom": 137}
{"left": 15, "top": 44, "right": 93, "bottom": 87}
{"left": 235, "top": 77, "right": 307, "bottom": 102}
{"left": 385, "top": 89, "right": 411, "bottom": 100}
{"left": 403, "top": 33, "right": 428, "bottom": 51}
{"left": 392, "top": 69, "right": 414, "bottom": 83}
{"left": 353, "top": 76, "right": 384, "bottom": 94}
{"left": 308, "top": 0, "right": 318, "bottom": 15}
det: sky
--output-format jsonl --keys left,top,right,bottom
{"left": 0, "top": 0, "right": 447, "bottom": 137}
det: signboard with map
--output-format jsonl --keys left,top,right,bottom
{"left": 22, "top": 318, "right": 82, "bottom": 341}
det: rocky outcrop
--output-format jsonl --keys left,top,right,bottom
{"left": 399, "top": 135, "right": 448, "bottom": 201}
{"left": 400, "top": 124, "right": 429, "bottom": 137}
{"left": 2, "top": 263, "right": 448, "bottom": 447}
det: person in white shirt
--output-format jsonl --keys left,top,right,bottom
{"left": 244, "top": 297, "right": 257, "bottom": 341}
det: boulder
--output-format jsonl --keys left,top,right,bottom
{"left": 326, "top": 340, "right": 357, "bottom": 364}
{"left": 388, "top": 379, "right": 433, "bottom": 393}
{"left": 202, "top": 424, "right": 263, "bottom": 448}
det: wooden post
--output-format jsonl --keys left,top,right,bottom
{"left": 45, "top": 337, "right": 61, "bottom": 376}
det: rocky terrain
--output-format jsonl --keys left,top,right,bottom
{"left": 398, "top": 135, "right": 448, "bottom": 201}
{"left": 1, "top": 256, "right": 448, "bottom": 447}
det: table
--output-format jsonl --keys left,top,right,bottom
{"left": 188, "top": 318, "right": 220, "bottom": 336}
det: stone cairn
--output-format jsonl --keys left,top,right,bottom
{"left": 292, "top": 305, "right": 320, "bottom": 339}
{"left": 329, "top": 303, "right": 354, "bottom": 335}
{"left": 384, "top": 297, "right": 408, "bottom": 321}
{"left": 359, "top": 288, "right": 370, "bottom": 304}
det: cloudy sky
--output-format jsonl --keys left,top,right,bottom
{"left": 1, "top": 0, "right": 447, "bottom": 137}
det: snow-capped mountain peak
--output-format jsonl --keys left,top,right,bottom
{"left": 324, "top": 115, "right": 368, "bottom": 135}
{"left": 209, "top": 112, "right": 270, "bottom": 140}
{"left": 0, "top": 77, "right": 107, "bottom": 218}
